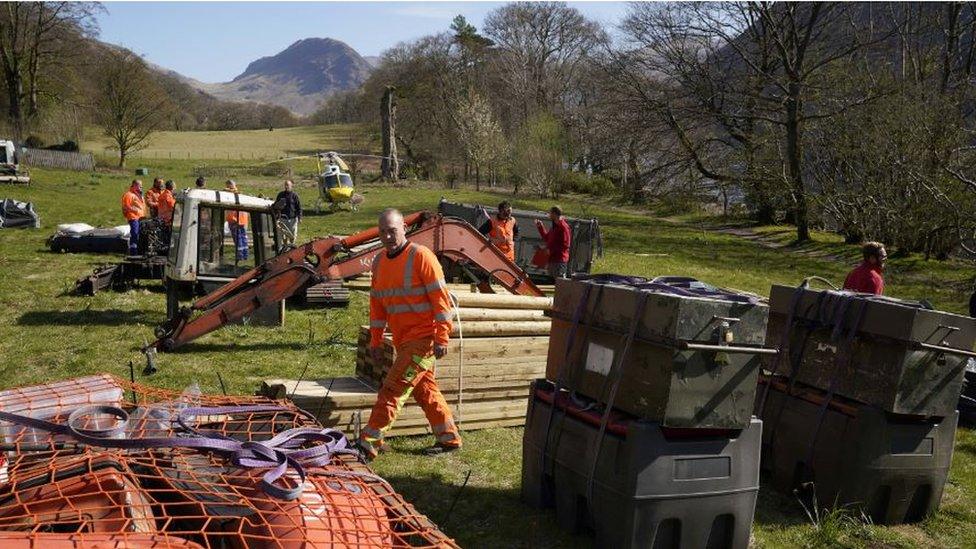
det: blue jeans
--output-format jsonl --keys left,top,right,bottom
{"left": 128, "top": 219, "right": 140, "bottom": 255}
{"left": 232, "top": 224, "right": 248, "bottom": 261}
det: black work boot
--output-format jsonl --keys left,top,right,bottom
{"left": 422, "top": 443, "right": 461, "bottom": 456}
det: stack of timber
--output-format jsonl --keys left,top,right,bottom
{"left": 263, "top": 291, "right": 553, "bottom": 438}
{"left": 344, "top": 274, "right": 556, "bottom": 295}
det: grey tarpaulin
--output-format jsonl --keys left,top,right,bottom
{"left": 0, "top": 198, "right": 39, "bottom": 229}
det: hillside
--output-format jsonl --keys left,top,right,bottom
{"left": 194, "top": 38, "right": 373, "bottom": 116}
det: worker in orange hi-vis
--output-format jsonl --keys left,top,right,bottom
{"left": 359, "top": 208, "right": 461, "bottom": 460}
{"left": 157, "top": 180, "right": 177, "bottom": 226}
{"left": 121, "top": 179, "right": 146, "bottom": 255}
{"left": 479, "top": 200, "right": 518, "bottom": 262}
{"left": 224, "top": 180, "right": 250, "bottom": 262}
{"left": 145, "top": 178, "right": 164, "bottom": 218}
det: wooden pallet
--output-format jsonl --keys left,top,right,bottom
{"left": 261, "top": 377, "right": 531, "bottom": 437}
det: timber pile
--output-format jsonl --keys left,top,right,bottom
{"left": 262, "top": 291, "right": 553, "bottom": 438}
{"left": 344, "top": 274, "right": 556, "bottom": 295}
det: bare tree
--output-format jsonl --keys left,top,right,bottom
{"left": 484, "top": 2, "right": 603, "bottom": 125}
{"left": 0, "top": 2, "right": 99, "bottom": 139}
{"left": 611, "top": 3, "right": 895, "bottom": 240}
{"left": 94, "top": 50, "right": 171, "bottom": 167}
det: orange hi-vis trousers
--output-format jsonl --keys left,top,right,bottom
{"left": 360, "top": 338, "right": 461, "bottom": 457}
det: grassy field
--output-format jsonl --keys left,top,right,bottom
{"left": 81, "top": 124, "right": 365, "bottom": 161}
{"left": 1, "top": 158, "right": 976, "bottom": 547}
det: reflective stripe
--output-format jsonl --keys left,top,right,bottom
{"left": 402, "top": 244, "right": 417, "bottom": 288}
{"left": 369, "top": 320, "right": 387, "bottom": 328}
{"left": 362, "top": 426, "right": 383, "bottom": 441}
{"left": 434, "top": 311, "right": 452, "bottom": 321}
{"left": 425, "top": 279, "right": 446, "bottom": 293}
{"left": 437, "top": 432, "right": 460, "bottom": 443}
{"left": 432, "top": 420, "right": 456, "bottom": 435}
{"left": 386, "top": 302, "right": 433, "bottom": 314}
{"left": 371, "top": 279, "right": 446, "bottom": 298}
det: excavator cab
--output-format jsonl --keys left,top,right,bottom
{"left": 165, "top": 189, "right": 283, "bottom": 325}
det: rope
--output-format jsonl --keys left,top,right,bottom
{"left": 449, "top": 291, "right": 463, "bottom": 426}
{"left": 0, "top": 404, "right": 356, "bottom": 501}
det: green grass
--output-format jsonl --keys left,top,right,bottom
{"left": 1, "top": 160, "right": 976, "bottom": 547}
{"left": 81, "top": 123, "right": 366, "bottom": 161}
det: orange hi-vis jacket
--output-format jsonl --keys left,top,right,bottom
{"left": 145, "top": 187, "right": 162, "bottom": 212}
{"left": 157, "top": 190, "right": 176, "bottom": 224}
{"left": 225, "top": 208, "right": 250, "bottom": 227}
{"left": 489, "top": 216, "right": 517, "bottom": 261}
{"left": 369, "top": 242, "right": 453, "bottom": 348}
{"left": 121, "top": 188, "right": 146, "bottom": 221}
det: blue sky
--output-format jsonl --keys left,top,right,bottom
{"left": 97, "top": 2, "right": 629, "bottom": 83}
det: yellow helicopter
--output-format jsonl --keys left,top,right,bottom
{"left": 314, "top": 152, "right": 363, "bottom": 212}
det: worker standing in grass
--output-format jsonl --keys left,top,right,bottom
{"left": 145, "top": 178, "right": 164, "bottom": 218}
{"left": 360, "top": 208, "right": 462, "bottom": 460}
{"left": 158, "top": 180, "right": 176, "bottom": 226}
{"left": 121, "top": 179, "right": 146, "bottom": 255}
{"left": 535, "top": 206, "right": 572, "bottom": 278}
{"left": 224, "top": 180, "right": 249, "bottom": 262}
{"left": 843, "top": 241, "right": 886, "bottom": 295}
{"left": 274, "top": 179, "right": 302, "bottom": 246}
{"left": 480, "top": 200, "right": 518, "bottom": 262}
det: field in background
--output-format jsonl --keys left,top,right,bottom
{"left": 82, "top": 124, "right": 367, "bottom": 161}
{"left": 1, "top": 158, "right": 975, "bottom": 547}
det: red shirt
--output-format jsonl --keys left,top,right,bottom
{"left": 843, "top": 262, "right": 884, "bottom": 295}
{"left": 537, "top": 218, "right": 571, "bottom": 263}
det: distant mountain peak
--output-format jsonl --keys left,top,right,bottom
{"left": 177, "top": 37, "right": 372, "bottom": 116}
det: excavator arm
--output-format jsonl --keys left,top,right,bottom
{"left": 151, "top": 212, "right": 542, "bottom": 352}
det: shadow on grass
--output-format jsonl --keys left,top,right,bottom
{"left": 381, "top": 471, "right": 593, "bottom": 549}
{"left": 17, "top": 309, "right": 161, "bottom": 326}
{"left": 169, "top": 341, "right": 312, "bottom": 353}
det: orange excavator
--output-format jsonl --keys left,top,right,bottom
{"left": 149, "top": 211, "right": 542, "bottom": 354}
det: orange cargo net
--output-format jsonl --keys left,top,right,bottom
{"left": 0, "top": 375, "right": 458, "bottom": 548}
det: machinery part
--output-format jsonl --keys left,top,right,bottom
{"left": 150, "top": 212, "right": 542, "bottom": 352}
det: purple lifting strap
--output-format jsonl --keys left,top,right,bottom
{"left": 0, "top": 404, "right": 355, "bottom": 501}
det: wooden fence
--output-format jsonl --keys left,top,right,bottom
{"left": 20, "top": 148, "right": 95, "bottom": 171}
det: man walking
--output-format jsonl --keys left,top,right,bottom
{"left": 274, "top": 179, "right": 302, "bottom": 246}
{"left": 224, "top": 180, "right": 249, "bottom": 262}
{"left": 360, "top": 208, "right": 462, "bottom": 460}
{"left": 121, "top": 180, "right": 146, "bottom": 255}
{"left": 479, "top": 200, "right": 518, "bottom": 262}
{"left": 535, "top": 206, "right": 572, "bottom": 278}
{"left": 843, "top": 241, "right": 886, "bottom": 295}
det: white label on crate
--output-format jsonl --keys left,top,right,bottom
{"left": 585, "top": 342, "right": 614, "bottom": 376}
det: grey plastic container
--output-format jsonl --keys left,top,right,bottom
{"left": 523, "top": 380, "right": 761, "bottom": 549}
{"left": 757, "top": 378, "right": 957, "bottom": 524}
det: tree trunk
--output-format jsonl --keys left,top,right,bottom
{"left": 6, "top": 73, "right": 23, "bottom": 141}
{"left": 475, "top": 164, "right": 480, "bottom": 191}
{"left": 785, "top": 82, "right": 810, "bottom": 241}
{"left": 118, "top": 148, "right": 126, "bottom": 168}
{"left": 380, "top": 86, "right": 398, "bottom": 182}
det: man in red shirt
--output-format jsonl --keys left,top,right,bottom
{"left": 843, "top": 241, "right": 886, "bottom": 295}
{"left": 535, "top": 206, "right": 572, "bottom": 278}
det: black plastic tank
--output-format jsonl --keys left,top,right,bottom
{"left": 523, "top": 380, "right": 761, "bottom": 549}
{"left": 756, "top": 376, "right": 957, "bottom": 524}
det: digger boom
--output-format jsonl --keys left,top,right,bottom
{"left": 151, "top": 212, "right": 542, "bottom": 351}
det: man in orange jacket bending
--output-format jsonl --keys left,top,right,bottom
{"left": 359, "top": 208, "right": 462, "bottom": 459}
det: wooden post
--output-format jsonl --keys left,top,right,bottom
{"left": 380, "top": 86, "right": 398, "bottom": 182}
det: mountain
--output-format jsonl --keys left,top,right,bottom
{"left": 194, "top": 38, "right": 373, "bottom": 116}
